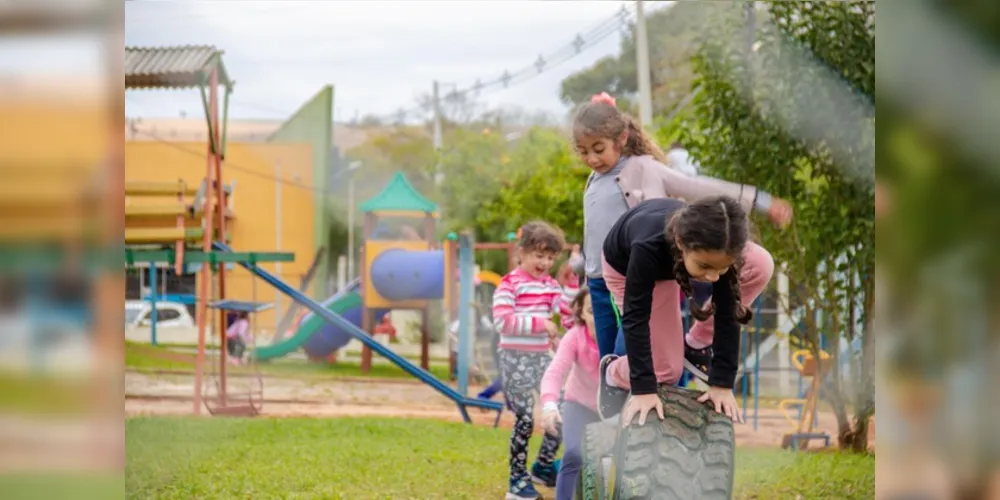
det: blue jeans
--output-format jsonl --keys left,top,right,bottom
{"left": 587, "top": 278, "right": 621, "bottom": 358}
{"left": 554, "top": 401, "right": 602, "bottom": 500}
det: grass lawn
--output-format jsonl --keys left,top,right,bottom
{"left": 127, "top": 416, "right": 874, "bottom": 499}
{"left": 125, "top": 342, "right": 454, "bottom": 381}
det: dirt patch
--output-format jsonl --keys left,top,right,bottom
{"left": 125, "top": 371, "right": 873, "bottom": 449}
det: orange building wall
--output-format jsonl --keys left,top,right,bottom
{"left": 125, "top": 141, "right": 316, "bottom": 332}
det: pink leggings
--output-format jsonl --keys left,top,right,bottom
{"left": 603, "top": 242, "right": 774, "bottom": 388}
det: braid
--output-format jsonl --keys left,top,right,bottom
{"left": 719, "top": 200, "right": 753, "bottom": 324}
{"left": 728, "top": 258, "right": 754, "bottom": 324}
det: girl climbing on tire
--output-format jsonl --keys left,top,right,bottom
{"left": 538, "top": 286, "right": 600, "bottom": 500}
{"left": 595, "top": 195, "right": 775, "bottom": 426}
{"left": 565, "top": 92, "right": 792, "bottom": 364}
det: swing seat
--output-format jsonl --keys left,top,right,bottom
{"left": 206, "top": 403, "right": 259, "bottom": 417}
{"left": 781, "top": 432, "right": 831, "bottom": 450}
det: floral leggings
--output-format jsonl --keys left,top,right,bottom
{"left": 499, "top": 349, "right": 561, "bottom": 488}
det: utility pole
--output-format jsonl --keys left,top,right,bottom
{"left": 635, "top": 0, "right": 653, "bottom": 129}
{"left": 432, "top": 80, "right": 444, "bottom": 185}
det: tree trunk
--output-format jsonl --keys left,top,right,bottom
{"left": 848, "top": 266, "right": 877, "bottom": 453}
{"left": 823, "top": 259, "right": 854, "bottom": 449}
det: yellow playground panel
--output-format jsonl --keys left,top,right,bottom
{"left": 362, "top": 239, "right": 434, "bottom": 310}
{"left": 779, "top": 349, "right": 833, "bottom": 450}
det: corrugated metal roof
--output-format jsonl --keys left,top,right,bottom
{"left": 125, "top": 45, "right": 232, "bottom": 90}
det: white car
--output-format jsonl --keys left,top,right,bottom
{"left": 125, "top": 300, "right": 195, "bottom": 329}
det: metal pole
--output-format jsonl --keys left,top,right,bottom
{"left": 432, "top": 80, "right": 444, "bottom": 185}
{"left": 635, "top": 0, "right": 653, "bottom": 128}
{"left": 275, "top": 161, "right": 283, "bottom": 334}
{"left": 777, "top": 269, "right": 791, "bottom": 396}
{"left": 347, "top": 175, "right": 355, "bottom": 279}
{"left": 149, "top": 264, "right": 157, "bottom": 346}
{"left": 457, "top": 232, "right": 473, "bottom": 396}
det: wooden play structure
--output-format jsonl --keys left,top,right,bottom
{"left": 124, "top": 45, "right": 294, "bottom": 417}
{"left": 779, "top": 348, "right": 833, "bottom": 450}
{"left": 355, "top": 172, "right": 515, "bottom": 375}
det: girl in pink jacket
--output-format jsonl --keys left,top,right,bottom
{"left": 539, "top": 287, "right": 600, "bottom": 500}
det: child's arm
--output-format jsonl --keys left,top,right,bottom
{"left": 620, "top": 244, "right": 659, "bottom": 396}
{"left": 558, "top": 285, "right": 577, "bottom": 330}
{"left": 492, "top": 277, "right": 549, "bottom": 336}
{"left": 648, "top": 158, "right": 787, "bottom": 223}
{"left": 540, "top": 328, "right": 580, "bottom": 407}
{"left": 567, "top": 244, "right": 585, "bottom": 278}
{"left": 707, "top": 271, "right": 741, "bottom": 389}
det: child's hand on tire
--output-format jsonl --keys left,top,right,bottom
{"left": 541, "top": 403, "right": 562, "bottom": 435}
{"left": 622, "top": 393, "right": 664, "bottom": 427}
{"left": 698, "top": 386, "right": 744, "bottom": 423}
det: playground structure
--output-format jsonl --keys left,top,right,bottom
{"left": 779, "top": 349, "right": 833, "bottom": 450}
{"left": 258, "top": 171, "right": 514, "bottom": 377}
{"left": 124, "top": 45, "right": 504, "bottom": 423}
{"left": 125, "top": 45, "right": 294, "bottom": 416}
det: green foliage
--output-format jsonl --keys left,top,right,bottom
{"left": 126, "top": 416, "right": 874, "bottom": 499}
{"left": 475, "top": 128, "right": 588, "bottom": 245}
{"left": 681, "top": 1, "right": 874, "bottom": 450}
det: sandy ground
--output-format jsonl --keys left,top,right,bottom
{"left": 126, "top": 370, "right": 873, "bottom": 449}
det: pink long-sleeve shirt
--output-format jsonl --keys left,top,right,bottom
{"left": 540, "top": 324, "right": 600, "bottom": 412}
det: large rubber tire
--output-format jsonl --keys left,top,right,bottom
{"left": 576, "top": 419, "right": 619, "bottom": 500}
{"left": 611, "top": 385, "right": 735, "bottom": 500}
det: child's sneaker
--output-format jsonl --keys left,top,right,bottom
{"left": 683, "top": 341, "right": 712, "bottom": 383}
{"left": 530, "top": 461, "right": 558, "bottom": 488}
{"left": 505, "top": 476, "right": 541, "bottom": 500}
{"left": 597, "top": 354, "right": 629, "bottom": 420}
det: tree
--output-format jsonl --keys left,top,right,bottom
{"left": 560, "top": 2, "right": 729, "bottom": 114}
{"left": 680, "top": 1, "right": 875, "bottom": 452}
{"left": 476, "top": 127, "right": 588, "bottom": 245}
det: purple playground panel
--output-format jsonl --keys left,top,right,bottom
{"left": 301, "top": 249, "right": 445, "bottom": 359}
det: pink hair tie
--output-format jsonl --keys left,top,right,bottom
{"left": 590, "top": 92, "right": 616, "bottom": 107}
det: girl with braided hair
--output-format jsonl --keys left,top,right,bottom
{"left": 565, "top": 92, "right": 792, "bottom": 366}
{"left": 593, "top": 196, "right": 775, "bottom": 426}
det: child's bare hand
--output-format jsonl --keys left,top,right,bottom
{"left": 543, "top": 319, "right": 559, "bottom": 338}
{"left": 697, "top": 386, "right": 743, "bottom": 423}
{"left": 621, "top": 392, "right": 664, "bottom": 427}
{"left": 541, "top": 406, "right": 562, "bottom": 435}
{"left": 768, "top": 198, "right": 793, "bottom": 228}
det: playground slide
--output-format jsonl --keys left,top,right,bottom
{"left": 214, "top": 242, "right": 502, "bottom": 421}
{"left": 254, "top": 248, "right": 446, "bottom": 362}
{"left": 252, "top": 279, "right": 363, "bottom": 362}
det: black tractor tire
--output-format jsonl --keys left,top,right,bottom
{"left": 610, "top": 385, "right": 735, "bottom": 500}
{"left": 576, "top": 419, "right": 619, "bottom": 500}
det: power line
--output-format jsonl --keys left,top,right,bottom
{"left": 167, "top": 5, "right": 634, "bottom": 125}
{"left": 125, "top": 6, "right": 633, "bottom": 125}
{"left": 375, "top": 5, "right": 634, "bottom": 124}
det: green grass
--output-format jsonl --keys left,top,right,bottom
{"left": 125, "top": 342, "right": 454, "bottom": 381}
{"left": 126, "top": 417, "right": 874, "bottom": 500}
{"left": 0, "top": 474, "right": 124, "bottom": 500}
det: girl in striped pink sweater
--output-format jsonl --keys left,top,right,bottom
{"left": 492, "top": 221, "right": 567, "bottom": 500}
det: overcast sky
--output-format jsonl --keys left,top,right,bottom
{"left": 121, "top": 1, "right": 667, "bottom": 122}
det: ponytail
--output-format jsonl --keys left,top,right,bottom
{"left": 622, "top": 115, "right": 668, "bottom": 164}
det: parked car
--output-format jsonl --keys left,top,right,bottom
{"left": 125, "top": 300, "right": 195, "bottom": 329}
